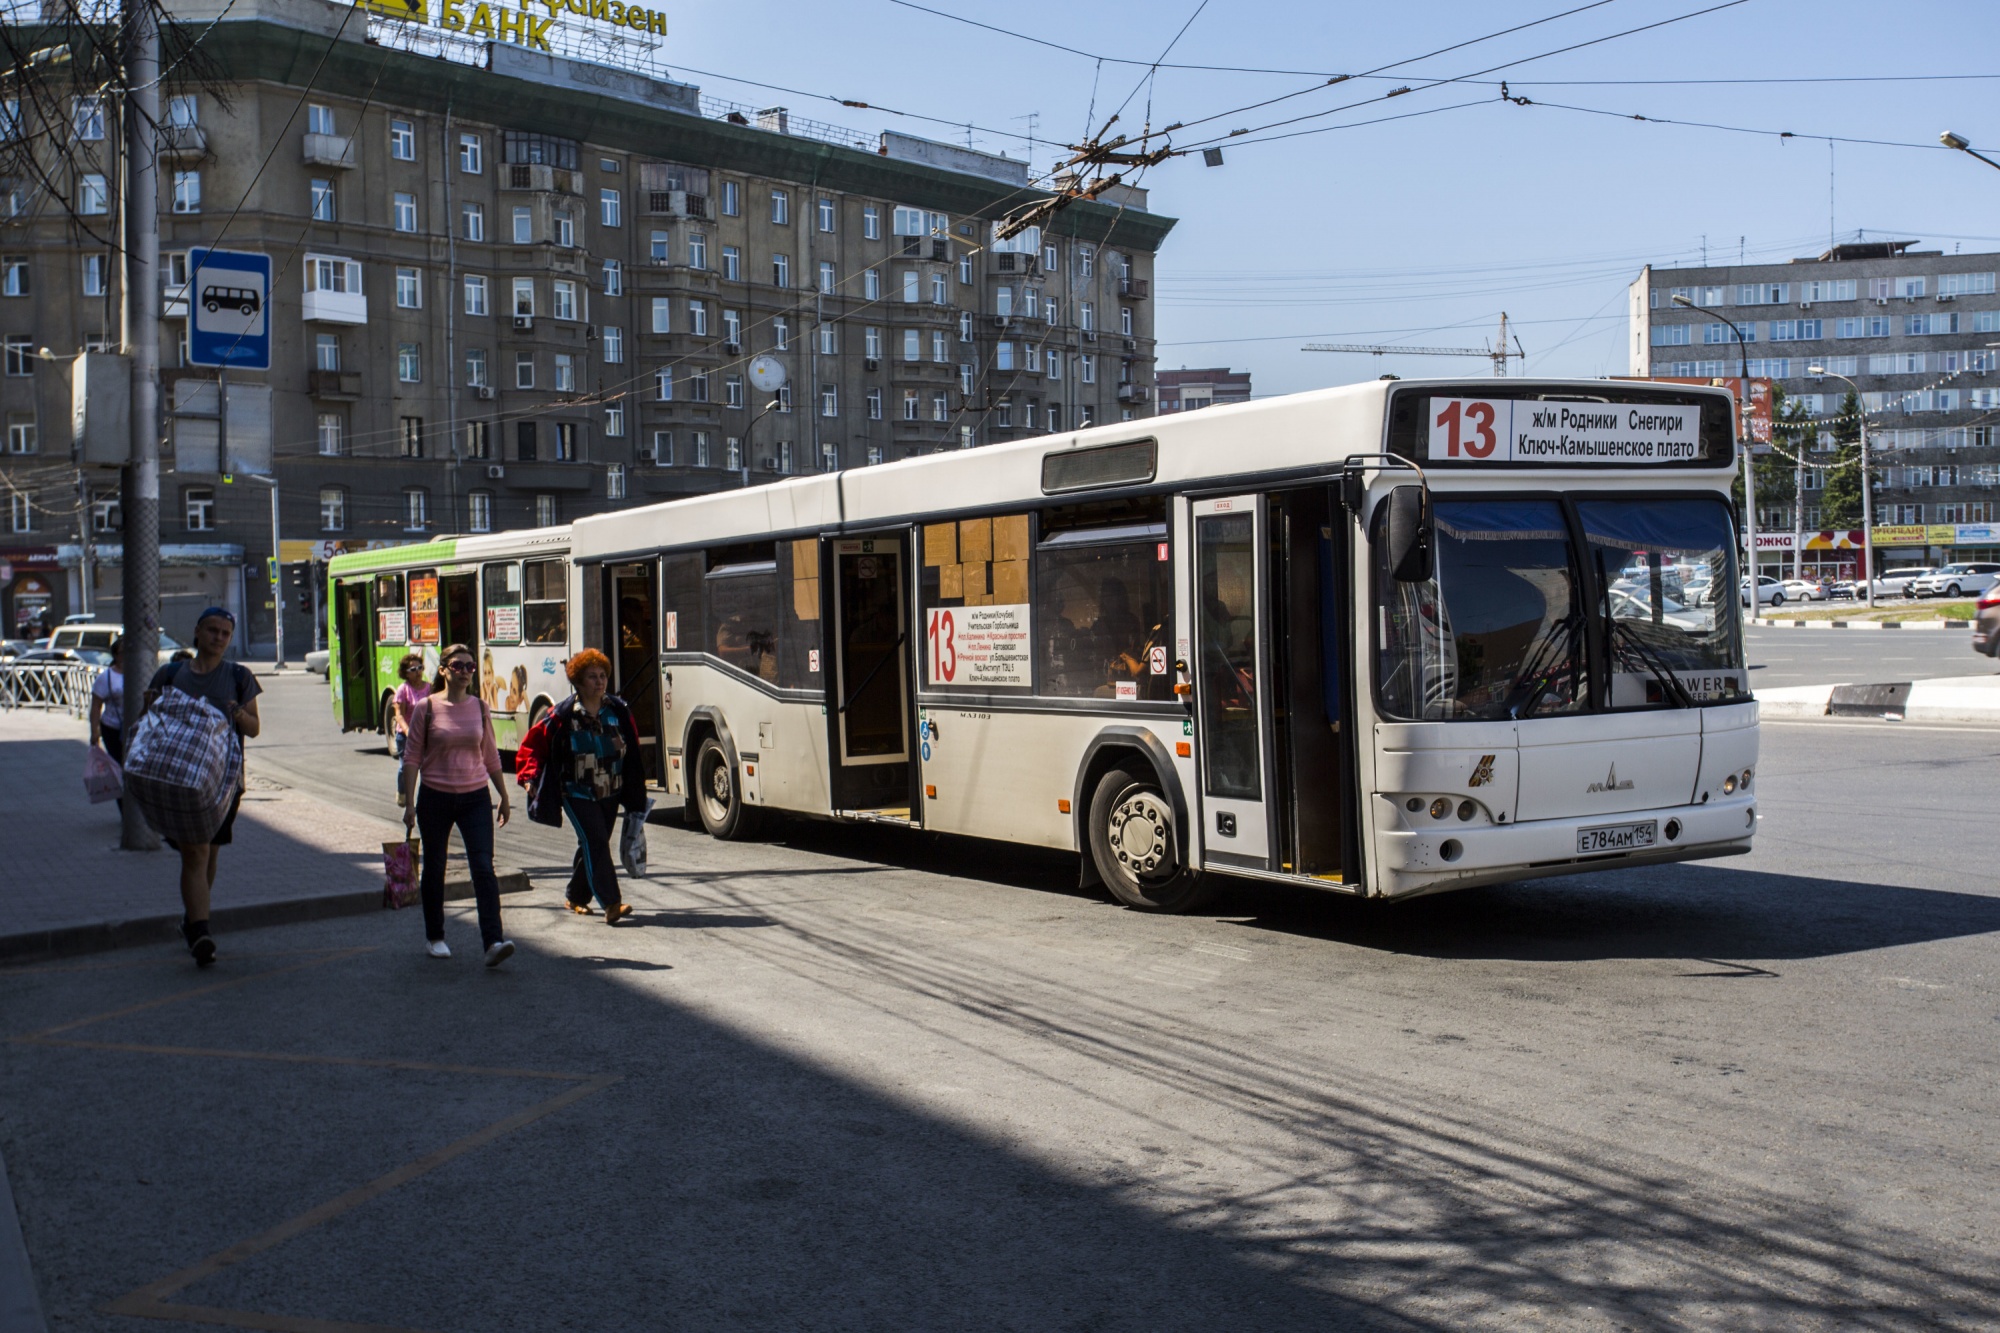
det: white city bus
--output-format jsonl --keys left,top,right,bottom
{"left": 568, "top": 378, "right": 1759, "bottom": 910}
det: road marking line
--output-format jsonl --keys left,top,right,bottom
{"left": 11, "top": 947, "right": 374, "bottom": 1041}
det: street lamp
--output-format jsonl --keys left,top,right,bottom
{"left": 1941, "top": 131, "right": 2000, "bottom": 173}
{"left": 1807, "top": 364, "right": 1873, "bottom": 609}
{"left": 1671, "top": 294, "right": 1760, "bottom": 590}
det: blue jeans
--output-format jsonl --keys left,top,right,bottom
{"left": 416, "top": 785, "right": 504, "bottom": 948}
{"left": 563, "top": 793, "right": 624, "bottom": 912}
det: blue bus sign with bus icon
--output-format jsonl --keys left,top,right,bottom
{"left": 187, "top": 247, "right": 271, "bottom": 369}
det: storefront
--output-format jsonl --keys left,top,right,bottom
{"left": 1, "top": 547, "right": 65, "bottom": 638}
{"left": 55, "top": 543, "right": 247, "bottom": 648}
{"left": 1869, "top": 523, "right": 2000, "bottom": 572}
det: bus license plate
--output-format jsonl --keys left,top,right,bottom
{"left": 1578, "top": 820, "right": 1657, "bottom": 854}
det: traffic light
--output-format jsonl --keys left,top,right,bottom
{"left": 288, "top": 563, "right": 315, "bottom": 614}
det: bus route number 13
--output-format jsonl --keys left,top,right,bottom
{"left": 1432, "top": 398, "right": 1502, "bottom": 460}
{"left": 927, "top": 608, "right": 957, "bottom": 684}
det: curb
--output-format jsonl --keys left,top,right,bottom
{"left": 1751, "top": 617, "right": 1970, "bottom": 630}
{"left": 0, "top": 870, "right": 532, "bottom": 967}
{"left": 0, "top": 1146, "right": 47, "bottom": 1333}
{"left": 1755, "top": 680, "right": 2000, "bottom": 724}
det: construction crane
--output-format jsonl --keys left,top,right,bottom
{"left": 1304, "top": 313, "right": 1526, "bottom": 376}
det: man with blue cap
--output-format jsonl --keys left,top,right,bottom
{"left": 141, "top": 606, "right": 261, "bottom": 966}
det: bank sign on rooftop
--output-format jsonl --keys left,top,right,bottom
{"left": 357, "top": 0, "right": 667, "bottom": 50}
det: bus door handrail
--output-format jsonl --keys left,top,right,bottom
{"left": 838, "top": 632, "right": 907, "bottom": 714}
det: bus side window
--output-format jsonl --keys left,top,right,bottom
{"left": 660, "top": 553, "right": 703, "bottom": 653}
{"left": 778, "top": 537, "right": 821, "bottom": 689}
{"left": 523, "top": 558, "right": 568, "bottom": 643}
{"left": 705, "top": 542, "right": 778, "bottom": 683}
{"left": 373, "top": 572, "right": 406, "bottom": 644}
{"left": 482, "top": 562, "right": 522, "bottom": 644}
{"left": 1033, "top": 497, "right": 1172, "bottom": 701}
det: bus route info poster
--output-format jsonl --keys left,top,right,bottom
{"left": 926, "top": 604, "right": 1031, "bottom": 687}
{"left": 1428, "top": 397, "right": 1701, "bottom": 464}
{"left": 408, "top": 575, "right": 440, "bottom": 645}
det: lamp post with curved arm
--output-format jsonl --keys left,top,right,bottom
{"left": 1807, "top": 365, "right": 1874, "bottom": 609}
{"left": 1671, "top": 294, "right": 1760, "bottom": 595}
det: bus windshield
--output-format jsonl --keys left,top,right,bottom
{"left": 1377, "top": 495, "right": 1744, "bottom": 721}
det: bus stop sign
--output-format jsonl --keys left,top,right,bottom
{"left": 186, "top": 247, "right": 271, "bottom": 370}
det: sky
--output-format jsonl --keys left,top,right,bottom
{"left": 653, "top": 0, "right": 2000, "bottom": 398}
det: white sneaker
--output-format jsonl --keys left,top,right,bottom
{"left": 483, "top": 939, "right": 515, "bottom": 968}
{"left": 425, "top": 939, "right": 451, "bottom": 959}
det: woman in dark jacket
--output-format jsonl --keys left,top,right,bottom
{"left": 519, "top": 648, "right": 648, "bottom": 923}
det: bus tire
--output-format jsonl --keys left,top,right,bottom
{"left": 378, "top": 693, "right": 395, "bottom": 739}
{"left": 694, "top": 736, "right": 756, "bottom": 840}
{"left": 1088, "top": 766, "right": 1214, "bottom": 913}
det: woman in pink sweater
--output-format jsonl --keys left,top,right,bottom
{"left": 402, "top": 642, "right": 515, "bottom": 966}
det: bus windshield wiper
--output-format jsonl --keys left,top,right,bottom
{"left": 1609, "top": 620, "right": 1695, "bottom": 709}
{"left": 1505, "top": 610, "right": 1583, "bottom": 720}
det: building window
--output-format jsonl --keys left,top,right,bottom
{"left": 602, "top": 326, "right": 624, "bottom": 363}
{"left": 723, "top": 309, "right": 742, "bottom": 348}
{"left": 512, "top": 206, "right": 533, "bottom": 244}
{"left": 1044, "top": 243, "right": 1059, "bottom": 270}
{"left": 820, "top": 384, "right": 838, "bottom": 417}
{"left": 932, "top": 394, "right": 947, "bottom": 423}
{"left": 817, "top": 196, "right": 836, "bottom": 232}
{"left": 554, "top": 211, "right": 575, "bottom": 248}
{"left": 605, "top": 402, "right": 625, "bottom": 436}
{"left": 82, "top": 253, "right": 106, "bottom": 297}
{"left": 902, "top": 390, "right": 919, "bottom": 421}
{"left": 866, "top": 388, "right": 882, "bottom": 420}
{"left": 553, "top": 422, "right": 577, "bottom": 461}
{"left": 958, "top": 311, "right": 972, "bottom": 342}
{"left": 1120, "top": 306, "right": 1133, "bottom": 336}
{"left": 517, "top": 420, "right": 537, "bottom": 459}
{"left": 772, "top": 317, "right": 789, "bottom": 350}
{"left": 396, "top": 267, "right": 422, "bottom": 309}
{"left": 404, "top": 488, "right": 429, "bottom": 532}
{"left": 307, "top": 104, "right": 335, "bottom": 136}
{"left": 6, "top": 491, "right": 28, "bottom": 533}
{"left": 512, "top": 277, "right": 534, "bottom": 316}
{"left": 773, "top": 254, "right": 790, "bottom": 288}
{"left": 721, "top": 245, "right": 741, "bottom": 281}
{"left": 776, "top": 385, "right": 791, "bottom": 413}
{"left": 1080, "top": 354, "right": 1096, "bottom": 384}
{"left": 932, "top": 331, "right": 947, "bottom": 363}
{"left": 603, "top": 258, "right": 622, "bottom": 296}
{"left": 902, "top": 329, "right": 920, "bottom": 362}
{"left": 459, "top": 132, "right": 483, "bottom": 173}
{"left": 171, "top": 171, "right": 200, "bottom": 213}
{"left": 465, "top": 420, "right": 491, "bottom": 458}
{"left": 316, "top": 412, "right": 343, "bottom": 455}
{"left": 960, "top": 363, "right": 974, "bottom": 394}
{"left": 73, "top": 95, "right": 105, "bottom": 140}
{"left": 996, "top": 341, "right": 1015, "bottom": 371}
{"left": 185, "top": 487, "right": 215, "bottom": 531}
{"left": 864, "top": 268, "right": 881, "bottom": 300}
{"left": 688, "top": 300, "right": 707, "bottom": 336}
{"left": 650, "top": 430, "right": 673, "bottom": 465}
{"left": 1080, "top": 302, "right": 1095, "bottom": 332}
{"left": 863, "top": 205, "right": 880, "bottom": 239}
{"left": 387, "top": 118, "right": 415, "bottom": 160}
{"left": 725, "top": 374, "right": 745, "bottom": 409}
{"left": 467, "top": 490, "right": 492, "bottom": 533}
{"left": 655, "top": 367, "right": 673, "bottom": 400}
{"left": 958, "top": 253, "right": 972, "bottom": 284}
{"left": 902, "top": 271, "right": 919, "bottom": 303}
{"left": 599, "top": 188, "right": 621, "bottom": 227}
{"left": 464, "top": 273, "right": 487, "bottom": 316}
{"left": 649, "top": 230, "right": 669, "bottom": 263}
{"left": 536, "top": 494, "right": 557, "bottom": 526}
{"left": 1, "top": 256, "right": 25, "bottom": 296}
{"left": 311, "top": 178, "right": 335, "bottom": 222}
{"left": 606, "top": 463, "right": 625, "bottom": 499}
{"left": 770, "top": 189, "right": 789, "bottom": 224}
{"left": 818, "top": 260, "right": 836, "bottom": 294}
{"left": 1047, "top": 404, "right": 1062, "bottom": 431}
{"left": 693, "top": 431, "right": 711, "bottom": 467}
{"left": 391, "top": 191, "right": 417, "bottom": 232}
{"left": 313, "top": 333, "right": 340, "bottom": 371}
{"left": 4, "top": 336, "right": 30, "bottom": 375}
{"left": 552, "top": 280, "right": 577, "bottom": 321}
{"left": 689, "top": 233, "right": 707, "bottom": 269}
{"left": 818, "top": 323, "right": 837, "bottom": 355}
{"left": 650, "top": 297, "right": 670, "bottom": 333}
{"left": 397, "top": 343, "right": 421, "bottom": 383}
{"left": 462, "top": 202, "right": 484, "bottom": 241}
{"left": 1080, "top": 246, "right": 1094, "bottom": 277}
{"left": 1046, "top": 350, "right": 1062, "bottom": 379}
{"left": 553, "top": 352, "right": 574, "bottom": 392}
{"left": 399, "top": 416, "right": 424, "bottom": 457}
{"left": 720, "top": 180, "right": 740, "bottom": 216}
{"left": 863, "top": 326, "right": 882, "bottom": 360}
{"left": 78, "top": 173, "right": 108, "bottom": 215}
{"left": 91, "top": 495, "right": 127, "bottom": 538}
{"left": 319, "top": 486, "right": 346, "bottom": 531}
{"left": 466, "top": 348, "right": 488, "bottom": 387}
{"left": 515, "top": 352, "right": 534, "bottom": 389}
{"left": 725, "top": 436, "right": 742, "bottom": 471}
{"left": 822, "top": 442, "right": 839, "bottom": 472}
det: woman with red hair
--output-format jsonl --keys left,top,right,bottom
{"left": 517, "top": 647, "right": 648, "bottom": 922}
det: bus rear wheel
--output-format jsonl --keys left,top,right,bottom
{"left": 1088, "top": 766, "right": 1214, "bottom": 913}
{"left": 694, "top": 736, "right": 756, "bottom": 840}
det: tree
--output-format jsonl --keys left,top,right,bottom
{"left": 1819, "top": 391, "right": 1868, "bottom": 528}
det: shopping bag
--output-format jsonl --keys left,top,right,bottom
{"left": 83, "top": 746, "right": 123, "bottom": 804}
{"left": 619, "top": 798, "right": 654, "bottom": 878}
{"left": 383, "top": 839, "right": 421, "bottom": 910}
{"left": 124, "top": 691, "right": 239, "bottom": 844}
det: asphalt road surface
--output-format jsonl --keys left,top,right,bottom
{"left": 6, "top": 676, "right": 1998, "bottom": 1330}
{"left": 1746, "top": 622, "right": 1989, "bottom": 689}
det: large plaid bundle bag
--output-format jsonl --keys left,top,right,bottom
{"left": 123, "top": 689, "right": 241, "bottom": 844}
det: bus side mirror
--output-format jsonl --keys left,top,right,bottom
{"left": 1382, "top": 485, "right": 1434, "bottom": 583}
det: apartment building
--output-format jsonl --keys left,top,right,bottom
{"left": 0, "top": 0, "right": 1172, "bottom": 647}
{"left": 1156, "top": 367, "right": 1252, "bottom": 413}
{"left": 1630, "top": 239, "right": 2000, "bottom": 578}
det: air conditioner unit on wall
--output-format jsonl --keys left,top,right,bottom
{"left": 474, "top": 385, "right": 494, "bottom": 400}
{"left": 513, "top": 315, "right": 534, "bottom": 330}
{"left": 1938, "top": 293, "right": 1956, "bottom": 302}
{"left": 486, "top": 465, "right": 505, "bottom": 479}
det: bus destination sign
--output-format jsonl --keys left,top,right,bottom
{"left": 1429, "top": 397, "right": 1702, "bottom": 465}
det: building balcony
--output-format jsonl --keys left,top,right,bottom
{"left": 1117, "top": 383, "right": 1150, "bottom": 403}
{"left": 301, "top": 133, "right": 356, "bottom": 169}
{"left": 503, "top": 163, "right": 584, "bottom": 195}
{"left": 160, "top": 123, "right": 207, "bottom": 160}
{"left": 642, "top": 190, "right": 708, "bottom": 219}
{"left": 1118, "top": 277, "right": 1150, "bottom": 300}
{"left": 308, "top": 370, "right": 361, "bottom": 399}
{"left": 301, "top": 289, "right": 367, "bottom": 324}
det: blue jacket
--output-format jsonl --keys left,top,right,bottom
{"left": 525, "top": 693, "right": 648, "bottom": 827}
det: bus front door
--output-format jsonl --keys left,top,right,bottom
{"left": 827, "top": 537, "right": 914, "bottom": 817}
{"left": 1267, "top": 487, "right": 1352, "bottom": 882}
{"left": 610, "top": 561, "right": 662, "bottom": 782}
{"left": 336, "top": 580, "right": 375, "bottom": 731}
{"left": 1191, "top": 497, "right": 1273, "bottom": 871}
{"left": 438, "top": 573, "right": 477, "bottom": 650}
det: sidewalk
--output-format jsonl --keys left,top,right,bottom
{"left": 1758, "top": 673, "right": 2000, "bottom": 723}
{"left": 0, "top": 708, "right": 524, "bottom": 964}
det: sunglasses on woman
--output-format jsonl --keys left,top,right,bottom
{"left": 446, "top": 660, "right": 477, "bottom": 674}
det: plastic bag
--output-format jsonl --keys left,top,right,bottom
{"left": 619, "top": 798, "right": 654, "bottom": 878}
{"left": 83, "top": 746, "right": 123, "bottom": 804}
{"left": 383, "top": 839, "right": 421, "bottom": 910}
{"left": 124, "top": 690, "right": 239, "bottom": 844}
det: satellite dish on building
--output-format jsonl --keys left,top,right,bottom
{"left": 748, "top": 355, "right": 788, "bottom": 393}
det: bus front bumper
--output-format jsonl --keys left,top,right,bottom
{"left": 1374, "top": 795, "right": 1756, "bottom": 899}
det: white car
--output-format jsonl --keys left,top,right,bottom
{"left": 1909, "top": 562, "right": 2000, "bottom": 599}
{"left": 1779, "top": 578, "right": 1826, "bottom": 602}
{"left": 43, "top": 623, "right": 186, "bottom": 668}
{"left": 1741, "top": 576, "right": 1787, "bottom": 607}
{"left": 1872, "top": 568, "right": 1932, "bottom": 598}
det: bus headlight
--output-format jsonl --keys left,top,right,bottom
{"left": 1429, "top": 798, "right": 1452, "bottom": 820}
{"left": 1723, "top": 774, "right": 1738, "bottom": 794}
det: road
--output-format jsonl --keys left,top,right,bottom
{"left": 6, "top": 671, "right": 1998, "bottom": 1330}
{"left": 1746, "top": 622, "right": 1989, "bottom": 689}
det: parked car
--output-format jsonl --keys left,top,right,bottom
{"left": 1779, "top": 578, "right": 1826, "bottom": 602}
{"left": 304, "top": 649, "right": 330, "bottom": 676}
{"left": 1683, "top": 574, "right": 1717, "bottom": 607}
{"left": 1974, "top": 585, "right": 2000, "bottom": 658}
{"left": 1868, "top": 568, "right": 1933, "bottom": 598}
{"left": 0, "top": 638, "right": 33, "bottom": 660}
{"left": 1742, "top": 576, "right": 1787, "bottom": 607}
{"left": 42, "top": 623, "right": 185, "bottom": 667}
{"left": 1909, "top": 563, "right": 2000, "bottom": 599}
{"left": 14, "top": 646, "right": 112, "bottom": 666}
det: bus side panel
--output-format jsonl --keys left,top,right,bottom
{"left": 664, "top": 662, "right": 832, "bottom": 816}
{"left": 481, "top": 641, "right": 569, "bottom": 747}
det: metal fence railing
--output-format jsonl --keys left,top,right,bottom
{"left": 0, "top": 662, "right": 97, "bottom": 718}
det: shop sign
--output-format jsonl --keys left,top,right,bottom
{"left": 1871, "top": 525, "right": 1928, "bottom": 547}
{"left": 1754, "top": 532, "right": 1795, "bottom": 551}
{"left": 1926, "top": 524, "right": 1960, "bottom": 545}
{"left": 357, "top": 0, "right": 668, "bottom": 52}
{"left": 1805, "top": 530, "right": 1864, "bottom": 551}
{"left": 1956, "top": 523, "right": 2000, "bottom": 544}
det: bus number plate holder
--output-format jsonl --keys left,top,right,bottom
{"left": 1578, "top": 820, "right": 1657, "bottom": 855}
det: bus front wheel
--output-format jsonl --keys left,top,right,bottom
{"left": 1088, "top": 766, "right": 1215, "bottom": 913}
{"left": 694, "top": 736, "right": 756, "bottom": 840}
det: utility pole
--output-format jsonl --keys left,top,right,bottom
{"left": 118, "top": 0, "right": 162, "bottom": 852}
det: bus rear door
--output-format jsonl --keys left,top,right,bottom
{"left": 335, "top": 579, "right": 375, "bottom": 731}
{"left": 826, "top": 536, "right": 916, "bottom": 819}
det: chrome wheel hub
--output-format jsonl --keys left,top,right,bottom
{"left": 1108, "top": 792, "right": 1174, "bottom": 879}
{"left": 707, "top": 761, "right": 732, "bottom": 806}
